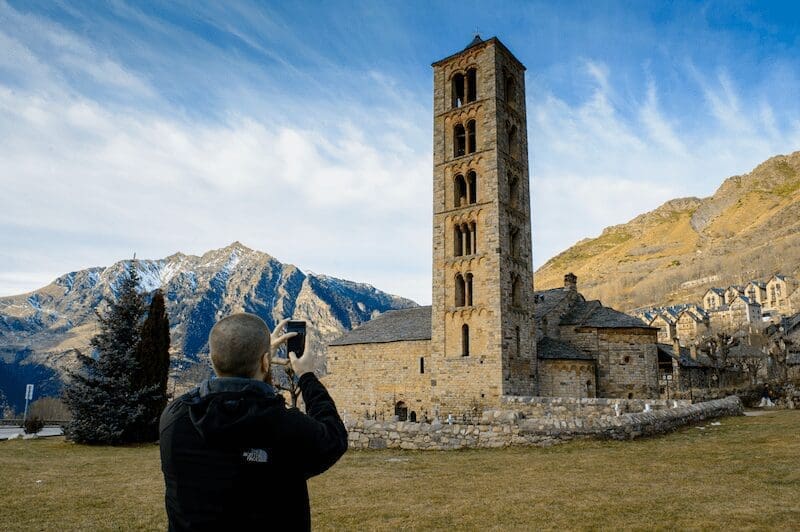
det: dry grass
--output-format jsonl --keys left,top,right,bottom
{"left": 1, "top": 411, "right": 799, "bottom": 530}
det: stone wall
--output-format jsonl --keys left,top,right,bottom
{"left": 560, "top": 327, "right": 659, "bottom": 399}
{"left": 345, "top": 396, "right": 743, "bottom": 450}
{"left": 538, "top": 359, "right": 596, "bottom": 398}
{"left": 326, "top": 339, "right": 434, "bottom": 420}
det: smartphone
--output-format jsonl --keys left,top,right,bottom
{"left": 286, "top": 320, "right": 306, "bottom": 358}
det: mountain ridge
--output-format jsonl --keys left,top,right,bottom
{"left": 0, "top": 243, "right": 417, "bottom": 412}
{"left": 535, "top": 150, "right": 800, "bottom": 311}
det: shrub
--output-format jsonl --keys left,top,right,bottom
{"left": 24, "top": 416, "right": 45, "bottom": 435}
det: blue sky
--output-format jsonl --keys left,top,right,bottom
{"left": 2, "top": 1, "right": 800, "bottom": 304}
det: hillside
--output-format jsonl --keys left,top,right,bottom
{"left": 535, "top": 151, "right": 800, "bottom": 311}
{"left": 0, "top": 242, "right": 416, "bottom": 411}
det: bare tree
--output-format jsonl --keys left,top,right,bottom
{"left": 698, "top": 331, "right": 739, "bottom": 387}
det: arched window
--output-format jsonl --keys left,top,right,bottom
{"left": 466, "top": 273, "right": 474, "bottom": 306}
{"left": 463, "top": 223, "right": 472, "bottom": 255}
{"left": 462, "top": 324, "right": 470, "bottom": 356}
{"left": 454, "top": 174, "right": 467, "bottom": 207}
{"left": 508, "top": 124, "right": 519, "bottom": 159}
{"left": 467, "top": 120, "right": 476, "bottom": 154}
{"left": 452, "top": 73, "right": 465, "bottom": 108}
{"left": 504, "top": 72, "right": 516, "bottom": 108}
{"left": 466, "top": 68, "right": 477, "bottom": 103}
{"left": 508, "top": 175, "right": 519, "bottom": 208}
{"left": 515, "top": 326, "right": 521, "bottom": 356}
{"left": 454, "top": 225, "right": 463, "bottom": 256}
{"left": 467, "top": 171, "right": 477, "bottom": 204}
{"left": 455, "top": 273, "right": 466, "bottom": 307}
{"left": 454, "top": 124, "right": 466, "bottom": 157}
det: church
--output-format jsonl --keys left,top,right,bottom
{"left": 324, "top": 36, "right": 660, "bottom": 421}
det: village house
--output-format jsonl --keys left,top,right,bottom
{"left": 648, "top": 310, "right": 678, "bottom": 343}
{"left": 675, "top": 307, "right": 710, "bottom": 346}
{"left": 325, "top": 37, "right": 661, "bottom": 421}
{"left": 765, "top": 274, "right": 799, "bottom": 316}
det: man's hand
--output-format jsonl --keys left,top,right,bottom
{"left": 289, "top": 350, "right": 317, "bottom": 378}
{"left": 269, "top": 318, "right": 297, "bottom": 366}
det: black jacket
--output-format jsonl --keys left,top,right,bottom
{"left": 159, "top": 373, "right": 348, "bottom": 531}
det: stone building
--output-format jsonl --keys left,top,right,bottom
{"left": 675, "top": 307, "right": 710, "bottom": 346}
{"left": 745, "top": 281, "right": 767, "bottom": 306}
{"left": 765, "top": 274, "right": 799, "bottom": 316}
{"left": 703, "top": 288, "right": 725, "bottom": 311}
{"left": 649, "top": 311, "right": 678, "bottom": 343}
{"left": 326, "top": 37, "right": 660, "bottom": 420}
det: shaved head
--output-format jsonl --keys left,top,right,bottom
{"left": 209, "top": 313, "right": 271, "bottom": 378}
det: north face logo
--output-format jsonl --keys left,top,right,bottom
{"left": 242, "top": 448, "right": 269, "bottom": 463}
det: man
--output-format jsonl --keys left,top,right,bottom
{"left": 159, "top": 314, "right": 348, "bottom": 531}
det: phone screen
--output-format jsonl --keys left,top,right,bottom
{"left": 286, "top": 321, "right": 306, "bottom": 358}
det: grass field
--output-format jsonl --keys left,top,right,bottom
{"left": 1, "top": 410, "right": 799, "bottom": 530}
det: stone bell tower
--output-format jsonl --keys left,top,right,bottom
{"left": 430, "top": 36, "right": 536, "bottom": 412}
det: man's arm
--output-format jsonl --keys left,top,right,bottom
{"left": 288, "top": 351, "right": 348, "bottom": 479}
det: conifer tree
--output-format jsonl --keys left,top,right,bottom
{"left": 133, "top": 289, "right": 171, "bottom": 441}
{"left": 64, "top": 262, "right": 150, "bottom": 444}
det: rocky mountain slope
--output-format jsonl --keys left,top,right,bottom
{"left": 0, "top": 242, "right": 416, "bottom": 411}
{"left": 535, "top": 151, "right": 800, "bottom": 311}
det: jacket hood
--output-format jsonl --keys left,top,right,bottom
{"left": 188, "top": 377, "right": 285, "bottom": 445}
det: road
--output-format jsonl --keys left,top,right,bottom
{"left": 0, "top": 426, "right": 63, "bottom": 440}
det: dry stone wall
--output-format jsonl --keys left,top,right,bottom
{"left": 345, "top": 396, "right": 742, "bottom": 450}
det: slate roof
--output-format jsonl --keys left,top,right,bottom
{"left": 705, "top": 288, "right": 725, "bottom": 296}
{"left": 328, "top": 306, "right": 432, "bottom": 346}
{"left": 533, "top": 288, "right": 573, "bottom": 319}
{"left": 656, "top": 343, "right": 713, "bottom": 368}
{"left": 560, "top": 300, "right": 653, "bottom": 329}
{"left": 537, "top": 337, "right": 595, "bottom": 361}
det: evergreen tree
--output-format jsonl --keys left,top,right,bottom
{"left": 132, "top": 289, "right": 171, "bottom": 441}
{"left": 64, "top": 262, "right": 150, "bottom": 444}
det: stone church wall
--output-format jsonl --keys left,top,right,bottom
{"left": 537, "top": 359, "right": 596, "bottom": 398}
{"left": 560, "top": 327, "right": 659, "bottom": 399}
{"left": 345, "top": 396, "right": 742, "bottom": 450}
{"left": 325, "top": 340, "right": 433, "bottom": 420}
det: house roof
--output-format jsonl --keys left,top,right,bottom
{"left": 537, "top": 337, "right": 595, "bottom": 361}
{"left": 705, "top": 288, "right": 725, "bottom": 296}
{"left": 747, "top": 280, "right": 766, "bottom": 289}
{"left": 656, "top": 343, "right": 713, "bottom": 368}
{"left": 328, "top": 306, "right": 432, "bottom": 346}
{"left": 560, "top": 300, "right": 653, "bottom": 329}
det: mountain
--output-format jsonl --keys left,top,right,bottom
{"left": 535, "top": 151, "right": 800, "bottom": 311}
{"left": 0, "top": 242, "right": 416, "bottom": 412}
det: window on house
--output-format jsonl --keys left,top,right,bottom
{"left": 467, "top": 120, "right": 476, "bottom": 154}
{"left": 466, "top": 68, "right": 477, "bottom": 102}
{"left": 454, "top": 174, "right": 467, "bottom": 207}
{"left": 466, "top": 273, "right": 474, "bottom": 306}
{"left": 455, "top": 273, "right": 466, "bottom": 307}
{"left": 512, "top": 275, "right": 521, "bottom": 306}
{"left": 452, "top": 73, "right": 465, "bottom": 108}
{"left": 515, "top": 326, "right": 520, "bottom": 356}
{"left": 463, "top": 224, "right": 472, "bottom": 255}
{"left": 467, "top": 171, "right": 477, "bottom": 204}
{"left": 420, "top": 357, "right": 425, "bottom": 374}
{"left": 454, "top": 225, "right": 463, "bottom": 256}
{"left": 454, "top": 124, "right": 466, "bottom": 157}
{"left": 462, "top": 324, "right": 470, "bottom": 356}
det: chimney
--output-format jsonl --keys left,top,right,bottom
{"left": 689, "top": 344, "right": 698, "bottom": 360}
{"left": 672, "top": 338, "right": 681, "bottom": 358}
{"left": 564, "top": 272, "right": 577, "bottom": 292}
